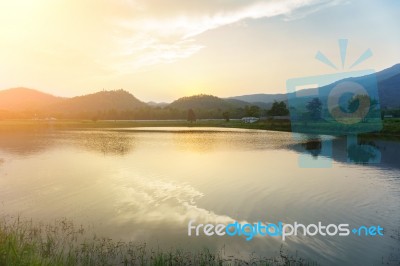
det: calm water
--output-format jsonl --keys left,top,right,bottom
{"left": 0, "top": 128, "right": 399, "bottom": 265}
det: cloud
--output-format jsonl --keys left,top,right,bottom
{"left": 110, "top": 0, "right": 346, "bottom": 73}
{"left": 109, "top": 31, "right": 205, "bottom": 73}
{"left": 0, "top": 0, "right": 346, "bottom": 81}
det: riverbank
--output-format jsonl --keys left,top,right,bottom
{"left": 0, "top": 119, "right": 399, "bottom": 139}
{"left": 0, "top": 217, "right": 316, "bottom": 266}
{"left": 0, "top": 119, "right": 291, "bottom": 131}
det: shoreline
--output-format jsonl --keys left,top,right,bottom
{"left": 0, "top": 119, "right": 399, "bottom": 140}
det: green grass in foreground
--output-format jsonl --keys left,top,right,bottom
{"left": 0, "top": 217, "right": 318, "bottom": 266}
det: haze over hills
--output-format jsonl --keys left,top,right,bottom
{"left": 229, "top": 64, "right": 400, "bottom": 109}
{"left": 0, "top": 88, "right": 62, "bottom": 111}
{"left": 227, "top": 93, "right": 287, "bottom": 105}
{"left": 376, "top": 63, "right": 400, "bottom": 82}
{"left": 378, "top": 73, "right": 400, "bottom": 109}
{"left": 47, "top": 90, "right": 146, "bottom": 114}
{"left": 0, "top": 88, "right": 147, "bottom": 118}
{"left": 169, "top": 94, "right": 257, "bottom": 110}
{"left": 0, "top": 63, "right": 399, "bottom": 119}
{"left": 287, "top": 63, "right": 400, "bottom": 110}
{"left": 147, "top": 101, "right": 169, "bottom": 108}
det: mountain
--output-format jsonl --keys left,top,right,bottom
{"left": 226, "top": 93, "right": 287, "bottom": 105}
{"left": 147, "top": 101, "right": 169, "bottom": 108}
{"left": 225, "top": 98, "right": 272, "bottom": 109}
{"left": 49, "top": 90, "right": 147, "bottom": 113}
{"left": 168, "top": 94, "right": 269, "bottom": 111}
{"left": 376, "top": 63, "right": 400, "bottom": 82}
{"left": 0, "top": 63, "right": 398, "bottom": 118}
{"left": 307, "top": 64, "right": 400, "bottom": 109}
{"left": 169, "top": 94, "right": 231, "bottom": 110}
{"left": 378, "top": 73, "right": 400, "bottom": 109}
{"left": 228, "top": 64, "right": 400, "bottom": 109}
{"left": 0, "top": 87, "right": 62, "bottom": 111}
{"left": 169, "top": 94, "right": 237, "bottom": 110}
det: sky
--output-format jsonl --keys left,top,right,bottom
{"left": 0, "top": 0, "right": 399, "bottom": 102}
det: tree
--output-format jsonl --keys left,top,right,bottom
{"left": 222, "top": 111, "right": 230, "bottom": 122}
{"left": 245, "top": 105, "right": 261, "bottom": 117}
{"left": 306, "top": 98, "right": 322, "bottom": 120}
{"left": 268, "top": 101, "right": 289, "bottom": 116}
{"left": 187, "top": 109, "right": 196, "bottom": 123}
{"left": 348, "top": 94, "right": 367, "bottom": 113}
{"left": 347, "top": 94, "right": 378, "bottom": 122}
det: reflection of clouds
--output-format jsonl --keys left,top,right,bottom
{"left": 109, "top": 170, "right": 340, "bottom": 258}
{"left": 0, "top": 129, "right": 369, "bottom": 263}
{"left": 111, "top": 171, "right": 245, "bottom": 228}
{"left": 111, "top": 170, "right": 231, "bottom": 226}
{"left": 111, "top": 172, "right": 275, "bottom": 239}
{"left": 108, "top": 172, "right": 346, "bottom": 264}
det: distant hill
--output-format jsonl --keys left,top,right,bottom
{"left": 147, "top": 101, "right": 169, "bottom": 108}
{"left": 226, "top": 93, "right": 287, "bottom": 105}
{"left": 169, "top": 94, "right": 235, "bottom": 110}
{"left": 228, "top": 64, "right": 400, "bottom": 109}
{"left": 0, "top": 63, "right": 398, "bottom": 119}
{"left": 378, "top": 73, "right": 400, "bottom": 109}
{"left": 376, "top": 63, "right": 400, "bottom": 82}
{"left": 308, "top": 64, "right": 400, "bottom": 109}
{"left": 0, "top": 87, "right": 62, "bottom": 111}
{"left": 169, "top": 94, "right": 268, "bottom": 111}
{"left": 49, "top": 90, "right": 147, "bottom": 113}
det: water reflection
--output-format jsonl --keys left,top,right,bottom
{"left": 0, "top": 128, "right": 399, "bottom": 266}
{"left": 67, "top": 131, "right": 135, "bottom": 155}
{"left": 0, "top": 130, "right": 56, "bottom": 156}
{"left": 0, "top": 129, "right": 400, "bottom": 170}
{"left": 173, "top": 132, "right": 218, "bottom": 152}
{"left": 0, "top": 130, "right": 135, "bottom": 156}
{"left": 287, "top": 134, "right": 399, "bottom": 170}
{"left": 347, "top": 141, "right": 380, "bottom": 163}
{"left": 301, "top": 138, "right": 322, "bottom": 158}
{"left": 170, "top": 131, "right": 283, "bottom": 152}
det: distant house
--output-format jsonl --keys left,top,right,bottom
{"left": 241, "top": 117, "right": 259, "bottom": 123}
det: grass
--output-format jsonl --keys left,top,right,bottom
{"left": 0, "top": 217, "right": 318, "bottom": 266}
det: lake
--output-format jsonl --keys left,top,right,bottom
{"left": 0, "top": 128, "right": 399, "bottom": 265}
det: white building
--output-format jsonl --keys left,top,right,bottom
{"left": 241, "top": 117, "right": 259, "bottom": 123}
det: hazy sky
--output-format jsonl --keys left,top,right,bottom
{"left": 1, "top": 0, "right": 399, "bottom": 102}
